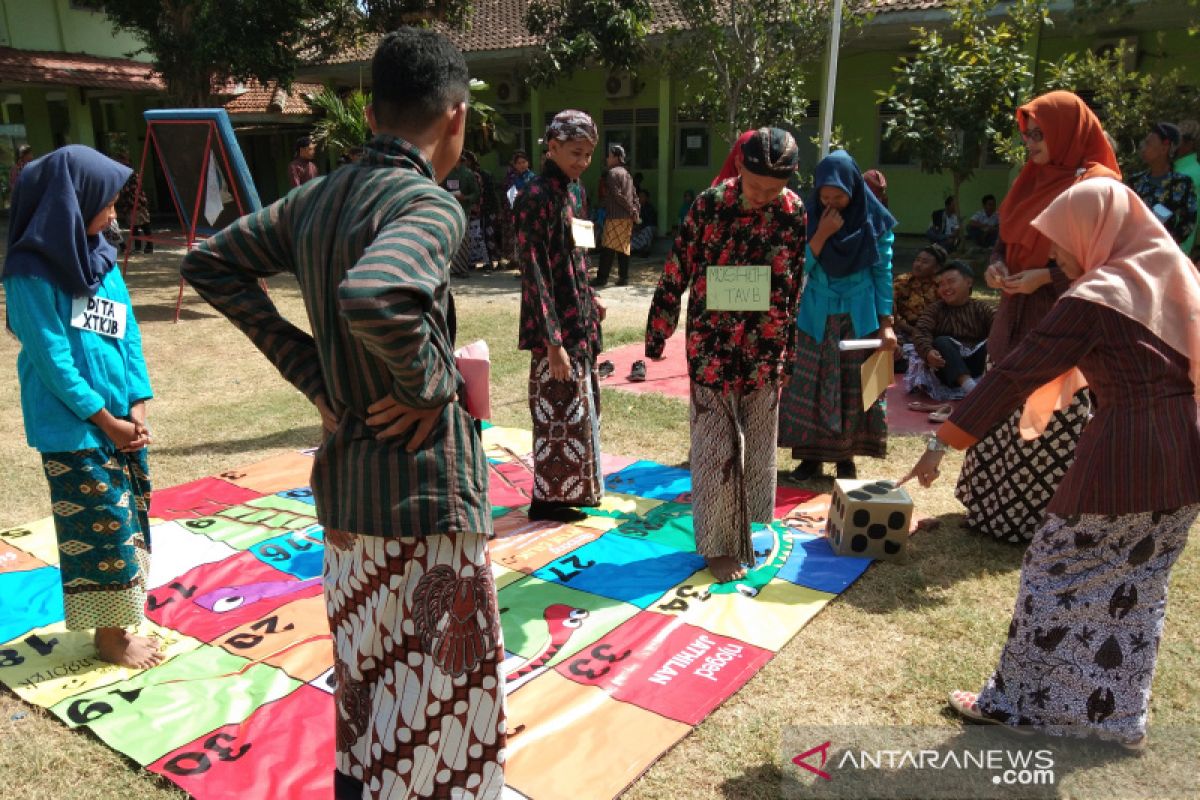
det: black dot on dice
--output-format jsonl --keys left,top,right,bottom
{"left": 848, "top": 490, "right": 871, "bottom": 501}
{"left": 884, "top": 540, "right": 902, "bottom": 556}
{"left": 852, "top": 509, "right": 870, "bottom": 527}
{"left": 864, "top": 483, "right": 888, "bottom": 496}
{"left": 888, "top": 511, "right": 907, "bottom": 530}
{"left": 851, "top": 534, "right": 869, "bottom": 552}
{"left": 868, "top": 524, "right": 887, "bottom": 540}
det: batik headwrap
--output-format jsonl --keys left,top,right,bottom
{"left": 544, "top": 110, "right": 598, "bottom": 145}
{"left": 739, "top": 127, "right": 800, "bottom": 179}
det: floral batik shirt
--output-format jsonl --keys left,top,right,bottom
{"left": 892, "top": 272, "right": 939, "bottom": 340}
{"left": 645, "top": 178, "right": 807, "bottom": 395}
{"left": 1129, "top": 170, "right": 1198, "bottom": 246}
{"left": 517, "top": 158, "right": 602, "bottom": 361}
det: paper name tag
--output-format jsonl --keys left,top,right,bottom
{"left": 70, "top": 296, "right": 127, "bottom": 339}
{"left": 571, "top": 218, "right": 596, "bottom": 249}
{"left": 706, "top": 265, "right": 771, "bottom": 311}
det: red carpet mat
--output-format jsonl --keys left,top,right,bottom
{"left": 598, "top": 338, "right": 948, "bottom": 436}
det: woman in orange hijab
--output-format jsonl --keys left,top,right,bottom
{"left": 904, "top": 177, "right": 1200, "bottom": 750}
{"left": 955, "top": 91, "right": 1120, "bottom": 545}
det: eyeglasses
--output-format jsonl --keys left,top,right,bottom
{"left": 1021, "top": 127, "right": 1045, "bottom": 144}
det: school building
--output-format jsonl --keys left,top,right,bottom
{"left": 3, "top": 0, "right": 1200, "bottom": 232}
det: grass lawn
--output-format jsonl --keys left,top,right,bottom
{"left": 0, "top": 240, "right": 1196, "bottom": 799}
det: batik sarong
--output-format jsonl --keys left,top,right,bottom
{"left": 451, "top": 235, "right": 472, "bottom": 277}
{"left": 528, "top": 355, "right": 603, "bottom": 507}
{"left": 324, "top": 530, "right": 506, "bottom": 799}
{"left": 689, "top": 383, "right": 779, "bottom": 566}
{"left": 955, "top": 392, "right": 1090, "bottom": 544}
{"left": 42, "top": 445, "right": 152, "bottom": 630}
{"left": 778, "top": 313, "right": 887, "bottom": 461}
{"left": 467, "top": 216, "right": 489, "bottom": 266}
{"left": 976, "top": 504, "right": 1197, "bottom": 745}
{"left": 601, "top": 218, "right": 633, "bottom": 256}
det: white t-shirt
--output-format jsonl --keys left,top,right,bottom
{"left": 970, "top": 209, "right": 999, "bottom": 227}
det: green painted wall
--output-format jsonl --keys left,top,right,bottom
{"left": 53, "top": 0, "right": 147, "bottom": 59}
{"left": 828, "top": 49, "right": 1014, "bottom": 235}
{"left": 0, "top": 0, "right": 148, "bottom": 60}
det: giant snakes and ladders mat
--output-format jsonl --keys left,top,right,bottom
{"left": 0, "top": 424, "right": 882, "bottom": 799}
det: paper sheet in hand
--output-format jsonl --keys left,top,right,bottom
{"left": 454, "top": 340, "right": 491, "bottom": 420}
{"left": 706, "top": 265, "right": 770, "bottom": 311}
{"left": 840, "top": 338, "right": 882, "bottom": 352}
{"left": 860, "top": 349, "right": 893, "bottom": 412}
{"left": 571, "top": 218, "right": 596, "bottom": 249}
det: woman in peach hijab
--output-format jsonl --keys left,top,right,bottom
{"left": 904, "top": 177, "right": 1200, "bottom": 749}
{"left": 956, "top": 91, "right": 1121, "bottom": 544}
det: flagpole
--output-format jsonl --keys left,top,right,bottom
{"left": 819, "top": 0, "right": 844, "bottom": 158}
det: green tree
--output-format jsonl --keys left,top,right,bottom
{"left": 360, "top": 0, "right": 474, "bottom": 29}
{"left": 465, "top": 81, "right": 515, "bottom": 155}
{"left": 662, "top": 0, "right": 870, "bottom": 145}
{"left": 310, "top": 87, "right": 371, "bottom": 153}
{"left": 310, "top": 81, "right": 511, "bottom": 157}
{"left": 523, "top": 0, "right": 654, "bottom": 85}
{"left": 80, "top": 0, "right": 364, "bottom": 106}
{"left": 1042, "top": 41, "right": 1200, "bottom": 173}
{"left": 882, "top": 0, "right": 1049, "bottom": 211}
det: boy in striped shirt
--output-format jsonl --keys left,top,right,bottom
{"left": 182, "top": 28, "right": 505, "bottom": 799}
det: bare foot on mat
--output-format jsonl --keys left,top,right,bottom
{"left": 94, "top": 627, "right": 164, "bottom": 669}
{"left": 705, "top": 555, "right": 748, "bottom": 584}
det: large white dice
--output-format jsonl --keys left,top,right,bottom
{"left": 827, "top": 478, "right": 913, "bottom": 560}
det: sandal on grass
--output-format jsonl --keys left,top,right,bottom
{"left": 948, "top": 690, "right": 1033, "bottom": 736}
{"left": 928, "top": 405, "right": 953, "bottom": 423}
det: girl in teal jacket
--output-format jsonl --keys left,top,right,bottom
{"left": 3, "top": 146, "right": 161, "bottom": 669}
{"left": 779, "top": 150, "right": 898, "bottom": 480}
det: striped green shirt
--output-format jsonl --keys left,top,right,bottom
{"left": 181, "top": 135, "right": 491, "bottom": 539}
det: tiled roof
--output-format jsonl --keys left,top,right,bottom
{"left": 322, "top": 0, "right": 944, "bottom": 64}
{"left": 0, "top": 47, "right": 163, "bottom": 92}
{"left": 222, "top": 79, "right": 321, "bottom": 116}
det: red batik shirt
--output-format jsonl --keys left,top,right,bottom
{"left": 645, "top": 178, "right": 807, "bottom": 395}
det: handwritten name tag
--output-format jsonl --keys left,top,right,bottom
{"left": 70, "top": 296, "right": 127, "bottom": 339}
{"left": 706, "top": 265, "right": 771, "bottom": 311}
{"left": 571, "top": 218, "right": 596, "bottom": 249}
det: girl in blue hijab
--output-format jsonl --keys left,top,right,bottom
{"left": 2, "top": 146, "right": 162, "bottom": 669}
{"left": 779, "top": 149, "right": 898, "bottom": 482}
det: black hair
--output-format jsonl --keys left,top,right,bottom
{"left": 936, "top": 260, "right": 974, "bottom": 281}
{"left": 608, "top": 144, "right": 626, "bottom": 161}
{"left": 918, "top": 243, "right": 948, "bottom": 266}
{"left": 982, "top": 194, "right": 996, "bottom": 205}
{"left": 511, "top": 150, "right": 529, "bottom": 164}
{"left": 371, "top": 27, "right": 469, "bottom": 131}
{"left": 944, "top": 196, "right": 956, "bottom": 209}
{"left": 17, "top": 144, "right": 32, "bottom": 158}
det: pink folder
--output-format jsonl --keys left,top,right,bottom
{"left": 454, "top": 339, "right": 492, "bottom": 420}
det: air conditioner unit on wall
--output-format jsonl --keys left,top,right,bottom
{"left": 605, "top": 73, "right": 637, "bottom": 99}
{"left": 494, "top": 79, "right": 526, "bottom": 106}
{"left": 1093, "top": 37, "right": 1139, "bottom": 71}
